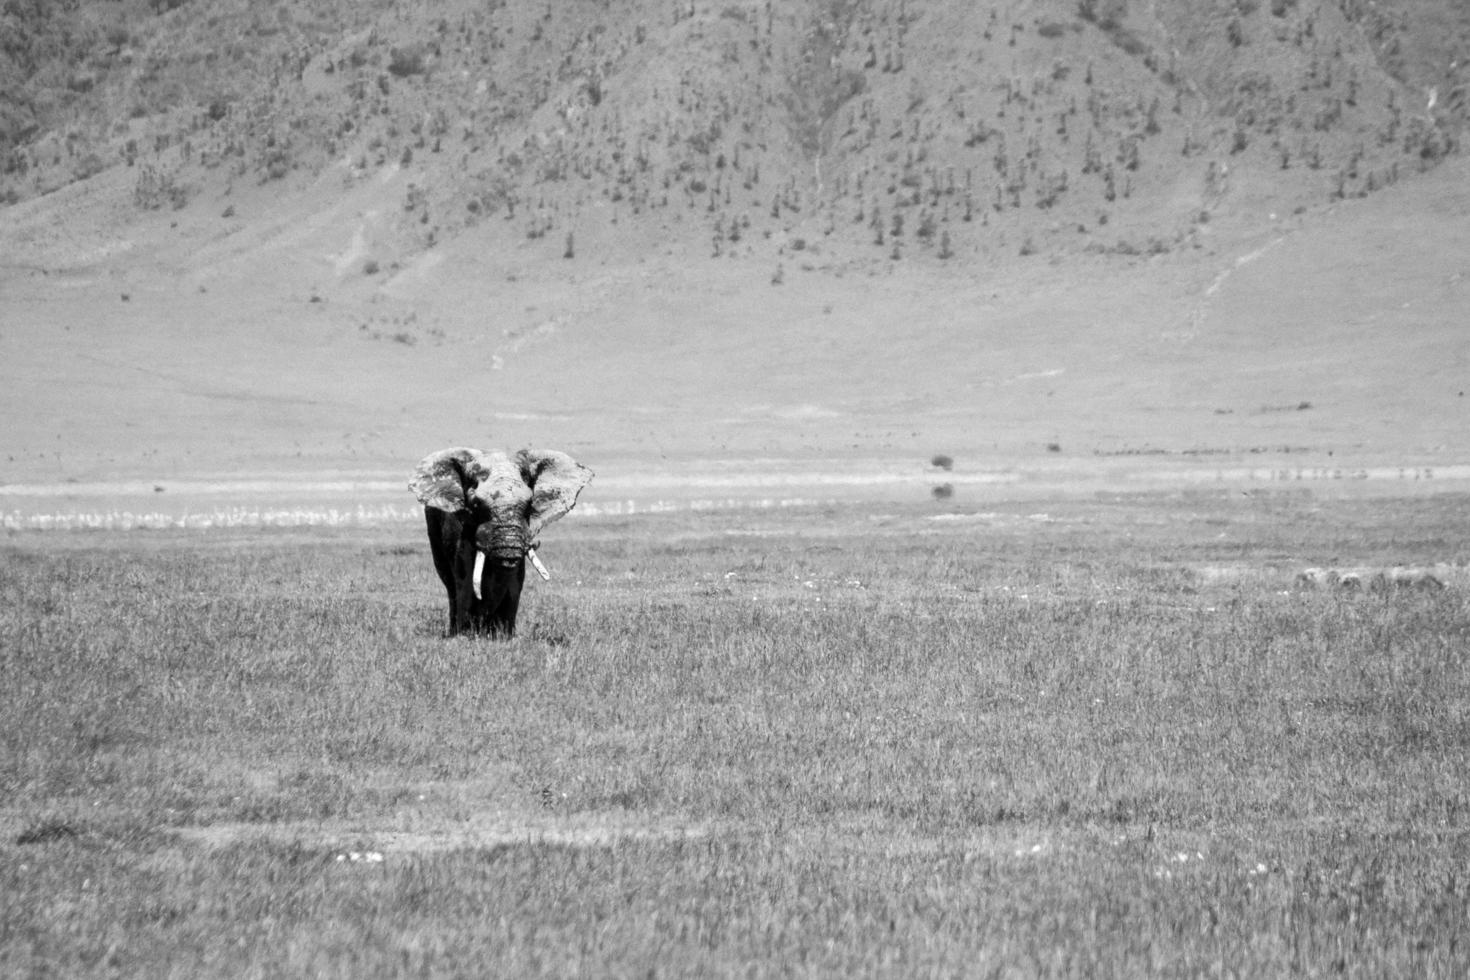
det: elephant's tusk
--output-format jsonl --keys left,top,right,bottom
{"left": 472, "top": 550, "right": 486, "bottom": 599}
{"left": 527, "top": 547, "right": 550, "bottom": 581}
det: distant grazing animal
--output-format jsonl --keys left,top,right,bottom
{"left": 409, "top": 447, "right": 593, "bottom": 637}
{"left": 1296, "top": 565, "right": 1446, "bottom": 593}
{"left": 1378, "top": 567, "right": 1446, "bottom": 592}
{"left": 1295, "top": 567, "right": 1338, "bottom": 588}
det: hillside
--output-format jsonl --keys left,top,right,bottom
{"left": 3, "top": 0, "right": 1466, "bottom": 271}
{"left": 2, "top": 0, "right": 1469, "bottom": 518}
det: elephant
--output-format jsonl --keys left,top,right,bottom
{"left": 409, "top": 447, "right": 593, "bottom": 637}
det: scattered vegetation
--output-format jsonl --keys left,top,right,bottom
{"left": 0, "top": 0, "right": 1465, "bottom": 264}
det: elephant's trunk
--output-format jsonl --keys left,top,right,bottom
{"left": 476, "top": 520, "right": 529, "bottom": 560}
{"left": 473, "top": 520, "right": 530, "bottom": 599}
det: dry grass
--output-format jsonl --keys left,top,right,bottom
{"left": 3, "top": 494, "right": 1470, "bottom": 976}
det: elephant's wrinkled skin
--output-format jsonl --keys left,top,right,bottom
{"left": 410, "top": 447, "right": 593, "bottom": 637}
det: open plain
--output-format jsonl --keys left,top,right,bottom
{"left": 5, "top": 0, "right": 1470, "bottom": 974}
{"left": 4, "top": 493, "right": 1470, "bottom": 977}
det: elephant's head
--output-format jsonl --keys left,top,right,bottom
{"left": 410, "top": 447, "right": 593, "bottom": 595}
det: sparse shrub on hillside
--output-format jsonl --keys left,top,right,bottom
{"left": 1077, "top": 0, "right": 1127, "bottom": 30}
{"left": 387, "top": 44, "right": 427, "bottom": 78}
{"left": 132, "top": 163, "right": 190, "bottom": 210}
{"left": 1144, "top": 98, "right": 1161, "bottom": 136}
{"left": 264, "top": 148, "right": 291, "bottom": 181}
{"left": 73, "top": 152, "right": 105, "bottom": 181}
{"left": 916, "top": 212, "right": 936, "bottom": 243}
{"left": 1404, "top": 117, "right": 1454, "bottom": 165}
{"left": 1035, "top": 171, "right": 1068, "bottom": 209}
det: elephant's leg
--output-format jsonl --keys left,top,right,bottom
{"left": 453, "top": 567, "right": 480, "bottom": 636}
{"left": 444, "top": 580, "right": 460, "bottom": 636}
{"left": 427, "top": 508, "right": 473, "bottom": 636}
{"left": 488, "top": 587, "right": 522, "bottom": 638}
{"left": 443, "top": 537, "right": 482, "bottom": 636}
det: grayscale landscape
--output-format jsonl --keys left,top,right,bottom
{"left": 3, "top": 0, "right": 1470, "bottom": 975}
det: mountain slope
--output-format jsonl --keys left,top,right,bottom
{"left": 1, "top": 0, "right": 1468, "bottom": 506}
{"left": 3, "top": 0, "right": 1466, "bottom": 275}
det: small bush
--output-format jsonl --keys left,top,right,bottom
{"left": 388, "top": 45, "right": 427, "bottom": 77}
{"left": 1078, "top": 0, "right": 1128, "bottom": 30}
{"left": 133, "top": 164, "right": 191, "bottom": 210}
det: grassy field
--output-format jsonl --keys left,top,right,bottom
{"left": 3, "top": 492, "right": 1470, "bottom": 977}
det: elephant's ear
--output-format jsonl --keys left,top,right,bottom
{"left": 409, "top": 447, "right": 486, "bottom": 512}
{"left": 517, "top": 449, "right": 594, "bottom": 537}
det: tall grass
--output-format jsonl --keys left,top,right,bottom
{"left": 2, "top": 496, "right": 1469, "bottom": 977}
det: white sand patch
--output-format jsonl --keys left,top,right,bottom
{"left": 174, "top": 815, "right": 712, "bottom": 853}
